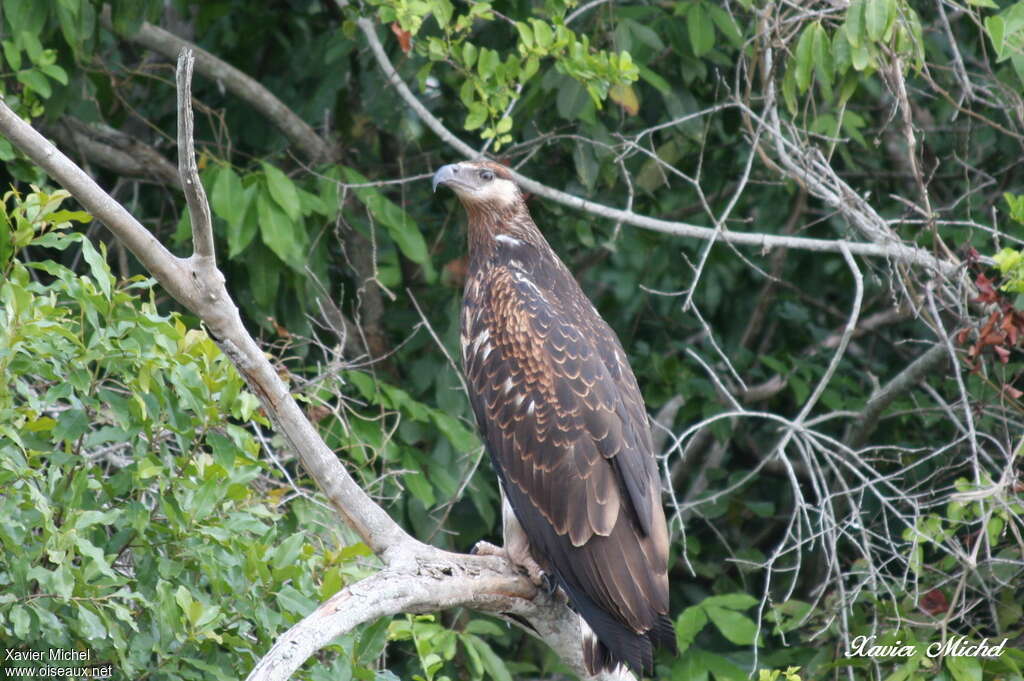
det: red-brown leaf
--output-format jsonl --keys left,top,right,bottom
{"left": 919, "top": 588, "right": 949, "bottom": 616}
{"left": 391, "top": 22, "right": 412, "bottom": 53}
{"left": 974, "top": 272, "right": 999, "bottom": 304}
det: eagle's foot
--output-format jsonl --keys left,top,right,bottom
{"left": 472, "top": 540, "right": 549, "bottom": 589}
{"left": 540, "top": 572, "right": 559, "bottom": 597}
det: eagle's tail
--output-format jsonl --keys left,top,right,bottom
{"left": 575, "top": 589, "right": 676, "bottom": 678}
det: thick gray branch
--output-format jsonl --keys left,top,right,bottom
{"left": 845, "top": 342, "right": 949, "bottom": 450}
{"left": 101, "top": 5, "right": 338, "bottom": 164}
{"left": 41, "top": 117, "right": 181, "bottom": 189}
{"left": 247, "top": 542, "right": 629, "bottom": 681}
{"left": 176, "top": 51, "right": 215, "bottom": 261}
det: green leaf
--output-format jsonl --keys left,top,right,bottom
{"left": 211, "top": 165, "right": 244, "bottom": 226}
{"left": 794, "top": 24, "right": 815, "bottom": 93}
{"left": 705, "top": 605, "right": 758, "bottom": 645}
{"left": 402, "top": 453, "right": 436, "bottom": 506}
{"left": 695, "top": 649, "right": 747, "bottom": 681}
{"left": 688, "top": 2, "right": 715, "bottom": 57}
{"left": 477, "top": 47, "right": 499, "bottom": 77}
{"left": 782, "top": 64, "right": 798, "bottom": 115}
{"left": 845, "top": 0, "right": 865, "bottom": 47}
{"left": 75, "top": 535, "right": 117, "bottom": 578}
{"left": 55, "top": 0, "right": 82, "bottom": 52}
{"left": 637, "top": 64, "right": 671, "bottom": 94}
{"left": 462, "top": 41, "right": 478, "bottom": 67}
{"left": 675, "top": 606, "right": 708, "bottom": 654}
{"left": 74, "top": 509, "right": 121, "bottom": 530}
{"left": 708, "top": 4, "right": 743, "bottom": 48}
{"left": 9, "top": 605, "right": 31, "bottom": 638}
{"left": 812, "top": 22, "right": 834, "bottom": 100}
{"left": 431, "top": 0, "right": 453, "bottom": 27}
{"left": 573, "top": 141, "right": 598, "bottom": 192}
{"left": 54, "top": 407, "right": 89, "bottom": 442}
{"left": 946, "top": 655, "right": 982, "bottom": 681}
{"left": 17, "top": 69, "right": 52, "bottom": 98}
{"left": 273, "top": 533, "right": 306, "bottom": 569}
{"left": 986, "top": 15, "right": 1006, "bottom": 60}
{"left": 276, "top": 584, "right": 317, "bottom": 615}
{"left": 76, "top": 604, "right": 107, "bottom": 640}
{"left": 530, "top": 18, "right": 553, "bottom": 50}
{"left": 865, "top": 0, "right": 892, "bottom": 42}
{"left": 227, "top": 184, "right": 258, "bottom": 258}
{"left": 515, "top": 22, "right": 533, "bottom": 50}
{"left": 256, "top": 190, "right": 305, "bottom": 270}
{"left": 261, "top": 162, "right": 302, "bottom": 222}
{"left": 702, "top": 593, "right": 759, "bottom": 610}
{"left": 356, "top": 617, "right": 392, "bottom": 665}
{"left": 626, "top": 18, "right": 665, "bottom": 51}
{"left": 556, "top": 78, "right": 589, "bottom": 120}
{"left": 18, "top": 30, "right": 43, "bottom": 63}
{"left": 39, "top": 62, "right": 68, "bottom": 85}
{"left": 987, "top": 515, "right": 1005, "bottom": 545}
{"left": 465, "top": 102, "right": 488, "bottom": 131}
{"left": 81, "top": 238, "right": 113, "bottom": 299}
{"left": 2, "top": 40, "right": 21, "bottom": 70}
{"left": 4, "top": 0, "right": 43, "bottom": 40}
{"left": 850, "top": 40, "right": 872, "bottom": 71}
{"left": 462, "top": 635, "right": 513, "bottom": 681}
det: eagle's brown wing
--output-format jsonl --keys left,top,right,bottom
{"left": 462, "top": 264, "right": 672, "bottom": 674}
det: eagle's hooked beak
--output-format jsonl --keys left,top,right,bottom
{"left": 432, "top": 163, "right": 461, "bottom": 193}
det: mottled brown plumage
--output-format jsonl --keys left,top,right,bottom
{"left": 433, "top": 160, "right": 675, "bottom": 677}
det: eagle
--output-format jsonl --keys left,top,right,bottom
{"left": 433, "top": 160, "right": 675, "bottom": 677}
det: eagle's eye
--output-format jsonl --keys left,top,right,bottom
{"left": 479, "top": 169, "right": 494, "bottom": 181}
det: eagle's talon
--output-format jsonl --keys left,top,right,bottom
{"left": 541, "top": 572, "right": 558, "bottom": 596}
{"left": 471, "top": 540, "right": 549, "bottom": 590}
{"left": 471, "top": 540, "right": 503, "bottom": 557}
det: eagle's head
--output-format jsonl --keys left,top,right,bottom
{"left": 432, "top": 160, "right": 521, "bottom": 209}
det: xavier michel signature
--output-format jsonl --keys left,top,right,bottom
{"left": 846, "top": 635, "right": 1009, "bottom": 659}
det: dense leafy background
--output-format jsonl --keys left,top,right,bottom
{"left": 1, "top": 0, "right": 1023, "bottom": 679}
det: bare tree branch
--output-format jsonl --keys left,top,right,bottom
{"left": 357, "top": 17, "right": 962, "bottom": 275}
{"left": 101, "top": 4, "right": 340, "bottom": 164}
{"left": 246, "top": 552, "right": 600, "bottom": 681}
{"left": 845, "top": 342, "right": 949, "bottom": 450}
{"left": 42, "top": 117, "right": 182, "bottom": 189}
{"left": 177, "top": 52, "right": 215, "bottom": 262}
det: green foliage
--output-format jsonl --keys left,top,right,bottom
{"left": 0, "top": 188, "right": 385, "bottom": 679}
{"left": 984, "top": 1, "right": 1024, "bottom": 85}
{"left": 783, "top": 0, "right": 924, "bottom": 114}
{"left": 993, "top": 247, "right": 1024, "bottom": 294}
{"left": 389, "top": 615, "right": 516, "bottom": 681}
{"left": 759, "top": 667, "right": 802, "bottom": 681}
{"left": 365, "top": 0, "right": 638, "bottom": 148}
